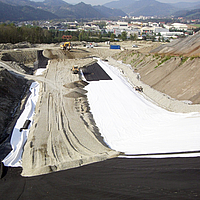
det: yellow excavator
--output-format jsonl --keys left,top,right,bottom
{"left": 71, "top": 65, "right": 79, "bottom": 74}
{"left": 60, "top": 42, "right": 71, "bottom": 51}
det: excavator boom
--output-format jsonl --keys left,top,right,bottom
{"left": 60, "top": 42, "right": 71, "bottom": 50}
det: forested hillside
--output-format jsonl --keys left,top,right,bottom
{"left": 0, "top": 0, "right": 126, "bottom": 21}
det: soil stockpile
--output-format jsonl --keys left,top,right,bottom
{"left": 0, "top": 42, "right": 33, "bottom": 50}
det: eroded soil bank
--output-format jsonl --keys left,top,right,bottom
{"left": 114, "top": 51, "right": 200, "bottom": 104}
{"left": 1, "top": 39, "right": 200, "bottom": 176}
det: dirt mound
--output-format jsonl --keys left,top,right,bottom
{"left": 1, "top": 50, "right": 37, "bottom": 65}
{"left": 151, "top": 31, "right": 200, "bottom": 57}
{"left": 64, "top": 80, "right": 89, "bottom": 89}
{"left": 64, "top": 87, "right": 88, "bottom": 98}
{"left": 43, "top": 48, "right": 90, "bottom": 60}
{"left": 0, "top": 42, "right": 33, "bottom": 50}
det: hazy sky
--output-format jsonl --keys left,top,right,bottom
{"left": 58, "top": 0, "right": 200, "bottom": 5}
{"left": 33, "top": 0, "right": 200, "bottom": 5}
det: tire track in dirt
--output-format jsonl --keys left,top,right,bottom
{"left": 21, "top": 50, "right": 119, "bottom": 176}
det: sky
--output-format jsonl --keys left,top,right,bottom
{"left": 54, "top": 0, "right": 200, "bottom": 5}
{"left": 33, "top": 0, "right": 200, "bottom": 5}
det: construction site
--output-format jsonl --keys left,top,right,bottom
{"left": 0, "top": 33, "right": 200, "bottom": 199}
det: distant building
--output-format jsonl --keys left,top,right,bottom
{"left": 170, "top": 23, "right": 188, "bottom": 31}
{"left": 154, "top": 27, "right": 169, "bottom": 34}
{"left": 106, "top": 21, "right": 140, "bottom": 37}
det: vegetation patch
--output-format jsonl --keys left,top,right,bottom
{"left": 190, "top": 56, "right": 199, "bottom": 60}
{"left": 155, "top": 55, "right": 172, "bottom": 68}
{"left": 179, "top": 56, "right": 189, "bottom": 65}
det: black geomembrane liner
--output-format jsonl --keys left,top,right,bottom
{"left": 82, "top": 62, "right": 112, "bottom": 81}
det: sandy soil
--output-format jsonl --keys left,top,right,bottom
{"left": 1, "top": 41, "right": 200, "bottom": 199}
{"left": 1, "top": 40, "right": 200, "bottom": 177}
{"left": 21, "top": 49, "right": 119, "bottom": 177}
{"left": 151, "top": 31, "right": 200, "bottom": 57}
{"left": 108, "top": 57, "right": 200, "bottom": 113}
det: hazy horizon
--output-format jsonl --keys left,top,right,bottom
{"left": 32, "top": 0, "right": 200, "bottom": 5}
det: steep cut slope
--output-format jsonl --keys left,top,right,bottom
{"left": 114, "top": 44, "right": 200, "bottom": 104}
{"left": 0, "top": 67, "right": 28, "bottom": 147}
{"left": 151, "top": 32, "right": 200, "bottom": 57}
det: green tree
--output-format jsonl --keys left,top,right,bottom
{"left": 98, "top": 32, "right": 102, "bottom": 40}
{"left": 110, "top": 33, "right": 115, "bottom": 42}
{"left": 121, "top": 31, "right": 127, "bottom": 41}
{"left": 130, "top": 33, "right": 138, "bottom": 41}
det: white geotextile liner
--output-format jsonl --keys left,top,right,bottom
{"left": 86, "top": 59, "right": 200, "bottom": 157}
{"left": 3, "top": 82, "right": 39, "bottom": 167}
{"left": 35, "top": 68, "right": 46, "bottom": 76}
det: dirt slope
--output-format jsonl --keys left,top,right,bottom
{"left": 22, "top": 49, "right": 119, "bottom": 177}
{"left": 113, "top": 33, "right": 200, "bottom": 104}
{"left": 0, "top": 66, "right": 29, "bottom": 160}
{"left": 1, "top": 40, "right": 200, "bottom": 177}
{"left": 151, "top": 31, "right": 200, "bottom": 57}
{"left": 114, "top": 51, "right": 200, "bottom": 104}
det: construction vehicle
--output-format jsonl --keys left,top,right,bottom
{"left": 135, "top": 86, "right": 143, "bottom": 92}
{"left": 71, "top": 65, "right": 79, "bottom": 74}
{"left": 60, "top": 42, "right": 71, "bottom": 51}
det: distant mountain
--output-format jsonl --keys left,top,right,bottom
{"left": 169, "top": 1, "right": 200, "bottom": 10}
{"left": 104, "top": 0, "right": 135, "bottom": 9}
{"left": 0, "top": 1, "right": 58, "bottom": 21}
{"left": 173, "top": 8, "right": 200, "bottom": 19}
{"left": 104, "top": 0, "right": 178, "bottom": 17}
{"left": 123, "top": 0, "right": 177, "bottom": 16}
{"left": 0, "top": 0, "right": 126, "bottom": 21}
{"left": 55, "top": 2, "right": 103, "bottom": 19}
{"left": 0, "top": 0, "right": 38, "bottom": 6}
{"left": 94, "top": 5, "right": 126, "bottom": 18}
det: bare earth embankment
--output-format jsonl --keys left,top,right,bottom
{"left": 0, "top": 37, "right": 200, "bottom": 199}
{"left": 0, "top": 45, "right": 120, "bottom": 176}
{"left": 112, "top": 33, "right": 200, "bottom": 111}
{"left": 22, "top": 49, "right": 119, "bottom": 176}
{"left": 1, "top": 34, "right": 200, "bottom": 177}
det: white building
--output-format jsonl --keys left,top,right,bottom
{"left": 106, "top": 22, "right": 140, "bottom": 37}
{"left": 160, "top": 32, "right": 184, "bottom": 36}
{"left": 170, "top": 23, "right": 188, "bottom": 31}
{"left": 154, "top": 27, "right": 169, "bottom": 34}
{"left": 81, "top": 23, "right": 100, "bottom": 31}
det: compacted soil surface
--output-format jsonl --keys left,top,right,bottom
{"left": 0, "top": 38, "right": 200, "bottom": 199}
